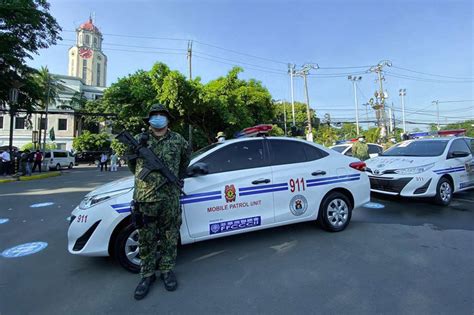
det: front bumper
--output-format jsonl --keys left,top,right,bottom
{"left": 368, "top": 173, "right": 437, "bottom": 197}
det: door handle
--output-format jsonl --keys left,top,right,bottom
{"left": 311, "top": 171, "right": 326, "bottom": 176}
{"left": 252, "top": 179, "right": 271, "bottom": 185}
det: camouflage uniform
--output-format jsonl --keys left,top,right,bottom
{"left": 128, "top": 129, "right": 190, "bottom": 277}
{"left": 352, "top": 141, "right": 370, "bottom": 161}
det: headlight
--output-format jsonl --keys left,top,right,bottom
{"left": 394, "top": 163, "right": 435, "bottom": 175}
{"left": 79, "top": 188, "right": 132, "bottom": 209}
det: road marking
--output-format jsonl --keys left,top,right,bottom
{"left": 30, "top": 202, "right": 55, "bottom": 208}
{"left": 1, "top": 242, "right": 48, "bottom": 258}
{"left": 363, "top": 202, "right": 385, "bottom": 209}
{"left": 193, "top": 250, "right": 226, "bottom": 262}
{"left": 0, "top": 218, "right": 9, "bottom": 224}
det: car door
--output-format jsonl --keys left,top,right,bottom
{"left": 268, "top": 139, "right": 330, "bottom": 222}
{"left": 445, "top": 138, "right": 473, "bottom": 190}
{"left": 183, "top": 139, "right": 274, "bottom": 239}
{"left": 368, "top": 144, "right": 383, "bottom": 158}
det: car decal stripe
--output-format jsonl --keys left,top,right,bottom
{"left": 239, "top": 186, "right": 288, "bottom": 196}
{"left": 111, "top": 203, "right": 131, "bottom": 209}
{"left": 307, "top": 177, "right": 360, "bottom": 187}
{"left": 239, "top": 182, "right": 288, "bottom": 192}
{"left": 115, "top": 208, "right": 131, "bottom": 213}
{"left": 180, "top": 195, "right": 222, "bottom": 204}
{"left": 180, "top": 190, "right": 221, "bottom": 200}
{"left": 433, "top": 168, "right": 465, "bottom": 174}
{"left": 433, "top": 166, "right": 465, "bottom": 173}
{"left": 306, "top": 174, "right": 360, "bottom": 184}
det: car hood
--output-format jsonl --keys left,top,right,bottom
{"left": 365, "top": 156, "right": 439, "bottom": 171}
{"left": 86, "top": 176, "right": 134, "bottom": 197}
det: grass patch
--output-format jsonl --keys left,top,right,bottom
{"left": 0, "top": 171, "right": 61, "bottom": 183}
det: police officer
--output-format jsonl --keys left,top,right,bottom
{"left": 215, "top": 131, "right": 226, "bottom": 143}
{"left": 128, "top": 104, "right": 190, "bottom": 300}
{"left": 352, "top": 135, "right": 370, "bottom": 161}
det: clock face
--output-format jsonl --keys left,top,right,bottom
{"left": 79, "top": 48, "right": 92, "bottom": 59}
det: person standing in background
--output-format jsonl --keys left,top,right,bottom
{"left": 110, "top": 152, "right": 118, "bottom": 172}
{"left": 100, "top": 153, "right": 108, "bottom": 172}
{"left": 32, "top": 150, "right": 43, "bottom": 173}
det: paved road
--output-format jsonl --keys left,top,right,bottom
{"left": 0, "top": 167, "right": 473, "bottom": 314}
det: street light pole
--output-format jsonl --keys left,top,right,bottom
{"left": 399, "top": 89, "right": 407, "bottom": 133}
{"left": 348, "top": 76, "right": 362, "bottom": 135}
{"left": 294, "top": 63, "right": 319, "bottom": 142}
{"left": 288, "top": 64, "right": 296, "bottom": 126}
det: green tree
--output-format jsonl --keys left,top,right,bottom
{"left": 363, "top": 127, "right": 381, "bottom": 143}
{"left": 0, "top": 0, "right": 61, "bottom": 108}
{"left": 72, "top": 131, "right": 111, "bottom": 152}
{"left": 21, "top": 142, "right": 56, "bottom": 151}
{"left": 272, "top": 101, "right": 317, "bottom": 136}
{"left": 110, "top": 138, "right": 126, "bottom": 156}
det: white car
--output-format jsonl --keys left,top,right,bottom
{"left": 43, "top": 150, "right": 75, "bottom": 170}
{"left": 365, "top": 137, "right": 474, "bottom": 205}
{"left": 68, "top": 136, "right": 370, "bottom": 272}
{"left": 331, "top": 143, "right": 384, "bottom": 159}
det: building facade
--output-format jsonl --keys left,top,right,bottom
{"left": 0, "top": 17, "right": 108, "bottom": 151}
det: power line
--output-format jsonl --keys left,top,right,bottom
{"left": 62, "top": 29, "right": 189, "bottom": 42}
{"left": 193, "top": 51, "right": 287, "bottom": 73}
{"left": 193, "top": 54, "right": 287, "bottom": 75}
{"left": 61, "top": 38, "right": 187, "bottom": 52}
{"left": 392, "top": 65, "right": 474, "bottom": 80}
{"left": 386, "top": 71, "right": 474, "bottom": 83}
{"left": 56, "top": 43, "right": 185, "bottom": 55}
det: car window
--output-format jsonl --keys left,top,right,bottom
{"left": 383, "top": 140, "right": 448, "bottom": 157}
{"left": 471, "top": 139, "right": 474, "bottom": 153}
{"left": 345, "top": 147, "right": 353, "bottom": 156}
{"left": 54, "top": 151, "right": 67, "bottom": 158}
{"left": 45, "top": 152, "right": 51, "bottom": 158}
{"left": 447, "top": 139, "right": 471, "bottom": 158}
{"left": 368, "top": 145, "right": 382, "bottom": 154}
{"left": 199, "top": 140, "right": 266, "bottom": 174}
{"left": 304, "top": 144, "right": 329, "bottom": 161}
{"left": 268, "top": 139, "right": 307, "bottom": 165}
{"left": 331, "top": 145, "right": 349, "bottom": 153}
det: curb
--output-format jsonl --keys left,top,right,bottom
{"left": 0, "top": 171, "right": 61, "bottom": 183}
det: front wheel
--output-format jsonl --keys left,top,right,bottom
{"left": 434, "top": 177, "right": 453, "bottom": 206}
{"left": 318, "top": 192, "right": 352, "bottom": 232}
{"left": 114, "top": 223, "right": 140, "bottom": 273}
{"left": 68, "top": 162, "right": 73, "bottom": 169}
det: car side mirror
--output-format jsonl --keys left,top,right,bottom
{"left": 187, "top": 162, "right": 209, "bottom": 177}
{"left": 450, "top": 151, "right": 470, "bottom": 158}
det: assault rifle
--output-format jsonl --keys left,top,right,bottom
{"left": 116, "top": 130, "right": 186, "bottom": 195}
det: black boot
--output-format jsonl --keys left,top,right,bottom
{"left": 134, "top": 274, "right": 156, "bottom": 300}
{"left": 160, "top": 270, "right": 178, "bottom": 291}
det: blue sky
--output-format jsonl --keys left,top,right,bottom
{"left": 29, "top": 0, "right": 473, "bottom": 131}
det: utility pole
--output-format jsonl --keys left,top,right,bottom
{"left": 186, "top": 40, "right": 193, "bottom": 147}
{"left": 399, "top": 89, "right": 406, "bottom": 133}
{"left": 369, "top": 60, "right": 391, "bottom": 140}
{"left": 288, "top": 64, "right": 296, "bottom": 126}
{"left": 348, "top": 75, "right": 362, "bottom": 135}
{"left": 187, "top": 41, "right": 193, "bottom": 80}
{"left": 294, "top": 63, "right": 319, "bottom": 142}
{"left": 388, "top": 106, "right": 393, "bottom": 134}
{"left": 42, "top": 81, "right": 51, "bottom": 155}
{"left": 432, "top": 100, "right": 440, "bottom": 130}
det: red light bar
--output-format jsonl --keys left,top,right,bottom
{"left": 236, "top": 124, "right": 273, "bottom": 137}
{"left": 437, "top": 129, "right": 466, "bottom": 136}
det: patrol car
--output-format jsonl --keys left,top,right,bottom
{"left": 67, "top": 126, "right": 370, "bottom": 272}
{"left": 330, "top": 142, "right": 384, "bottom": 159}
{"left": 365, "top": 136, "right": 474, "bottom": 205}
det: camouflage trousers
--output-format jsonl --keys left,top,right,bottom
{"left": 138, "top": 200, "right": 182, "bottom": 277}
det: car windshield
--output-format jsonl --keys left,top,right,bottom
{"left": 190, "top": 143, "right": 222, "bottom": 160}
{"left": 382, "top": 140, "right": 449, "bottom": 157}
{"left": 331, "top": 145, "right": 349, "bottom": 153}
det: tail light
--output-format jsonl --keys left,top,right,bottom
{"left": 350, "top": 161, "right": 366, "bottom": 171}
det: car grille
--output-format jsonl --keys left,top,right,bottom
{"left": 369, "top": 177, "right": 412, "bottom": 194}
{"left": 73, "top": 220, "right": 101, "bottom": 251}
{"left": 366, "top": 168, "right": 396, "bottom": 175}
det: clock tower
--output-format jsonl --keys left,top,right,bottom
{"left": 68, "top": 17, "right": 107, "bottom": 87}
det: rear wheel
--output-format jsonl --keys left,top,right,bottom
{"left": 68, "top": 162, "right": 73, "bottom": 169}
{"left": 434, "top": 177, "right": 453, "bottom": 206}
{"left": 114, "top": 223, "right": 140, "bottom": 273}
{"left": 318, "top": 191, "right": 352, "bottom": 232}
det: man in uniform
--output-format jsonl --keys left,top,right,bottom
{"left": 128, "top": 104, "right": 190, "bottom": 300}
{"left": 215, "top": 131, "right": 226, "bottom": 143}
{"left": 352, "top": 135, "right": 370, "bottom": 161}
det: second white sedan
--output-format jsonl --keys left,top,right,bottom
{"left": 68, "top": 136, "right": 370, "bottom": 272}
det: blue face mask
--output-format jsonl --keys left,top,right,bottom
{"left": 149, "top": 115, "right": 168, "bottom": 129}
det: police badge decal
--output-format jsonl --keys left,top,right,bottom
{"left": 289, "top": 195, "right": 308, "bottom": 216}
{"left": 225, "top": 184, "right": 236, "bottom": 203}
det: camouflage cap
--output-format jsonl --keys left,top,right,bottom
{"left": 143, "top": 103, "right": 174, "bottom": 124}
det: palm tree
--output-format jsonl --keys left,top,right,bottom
{"left": 34, "top": 66, "right": 64, "bottom": 150}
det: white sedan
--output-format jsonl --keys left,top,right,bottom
{"left": 365, "top": 137, "right": 474, "bottom": 205}
{"left": 331, "top": 143, "right": 384, "bottom": 159}
{"left": 68, "top": 136, "right": 370, "bottom": 272}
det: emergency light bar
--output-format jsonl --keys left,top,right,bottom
{"left": 235, "top": 124, "right": 273, "bottom": 138}
{"left": 408, "top": 129, "right": 466, "bottom": 139}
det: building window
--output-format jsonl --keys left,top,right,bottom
{"left": 58, "top": 119, "right": 67, "bottom": 131}
{"left": 82, "top": 59, "right": 88, "bottom": 80}
{"left": 38, "top": 117, "right": 46, "bottom": 130}
{"left": 15, "top": 117, "right": 25, "bottom": 129}
{"left": 93, "top": 37, "right": 97, "bottom": 48}
{"left": 0, "top": 116, "right": 3, "bottom": 129}
{"left": 85, "top": 34, "right": 90, "bottom": 46}
{"left": 97, "top": 64, "right": 101, "bottom": 86}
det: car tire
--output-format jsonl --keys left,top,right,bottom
{"left": 317, "top": 191, "right": 352, "bottom": 232}
{"left": 434, "top": 177, "right": 453, "bottom": 206}
{"left": 68, "top": 162, "right": 73, "bottom": 169}
{"left": 114, "top": 223, "right": 141, "bottom": 273}
{"left": 55, "top": 163, "right": 61, "bottom": 171}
